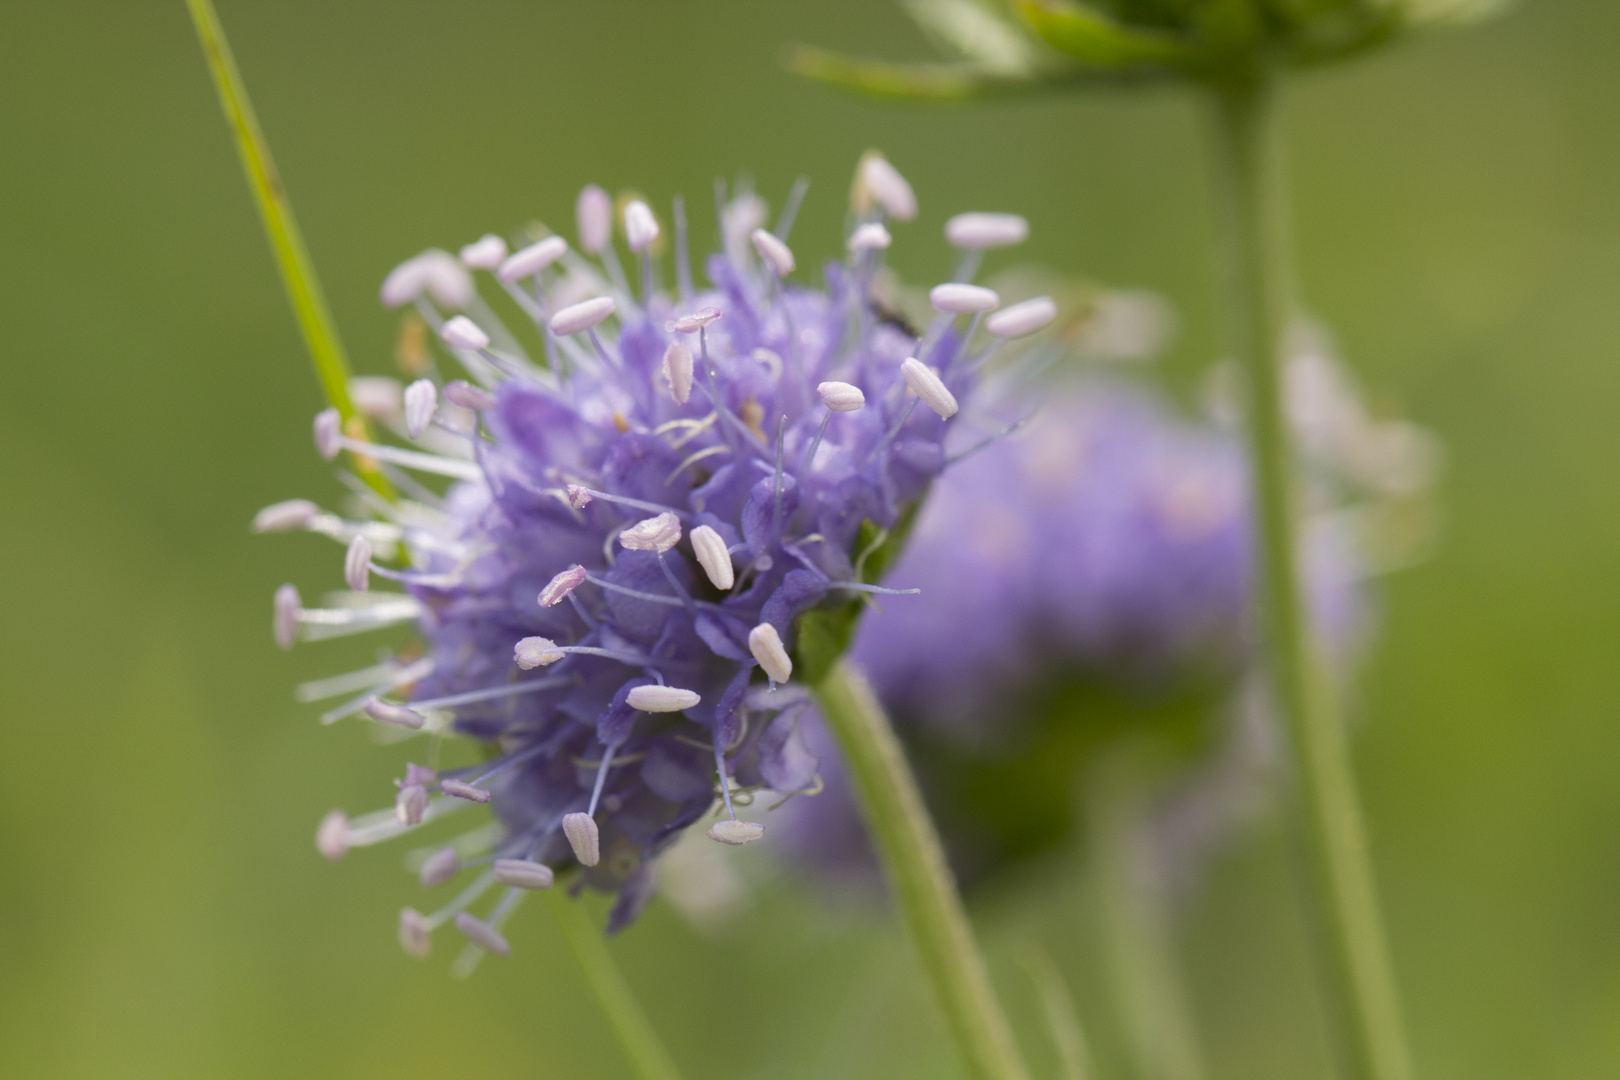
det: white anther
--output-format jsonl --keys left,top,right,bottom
{"left": 750, "top": 228, "right": 795, "bottom": 276}
{"left": 985, "top": 295, "right": 1058, "bottom": 338}
{"left": 562, "top": 811, "right": 601, "bottom": 867}
{"left": 669, "top": 307, "right": 722, "bottom": 333}
{"left": 344, "top": 534, "right": 372, "bottom": 592}
{"left": 441, "top": 780, "right": 492, "bottom": 803}
{"left": 313, "top": 407, "right": 342, "bottom": 461}
{"left": 623, "top": 200, "right": 659, "bottom": 253}
{"left": 847, "top": 222, "right": 892, "bottom": 252}
{"left": 274, "top": 583, "right": 301, "bottom": 650}
{"left": 930, "top": 282, "right": 1000, "bottom": 314}
{"left": 403, "top": 378, "right": 437, "bottom": 439}
{"left": 444, "top": 380, "right": 497, "bottom": 410}
{"left": 349, "top": 376, "right": 403, "bottom": 420}
{"left": 577, "top": 184, "right": 613, "bottom": 254}
{"left": 514, "top": 636, "right": 566, "bottom": 669}
{"left": 708, "top": 819, "right": 766, "bottom": 845}
{"left": 747, "top": 623, "right": 793, "bottom": 684}
{"left": 944, "top": 212, "right": 1029, "bottom": 249}
{"left": 564, "top": 484, "right": 594, "bottom": 509}
{"left": 395, "top": 784, "right": 429, "bottom": 826}
{"left": 459, "top": 234, "right": 508, "bottom": 269}
{"left": 538, "top": 564, "right": 588, "bottom": 607}
{"left": 440, "top": 314, "right": 490, "bottom": 351}
{"left": 860, "top": 155, "right": 917, "bottom": 221}
{"left": 454, "top": 912, "right": 512, "bottom": 957}
{"left": 384, "top": 251, "right": 474, "bottom": 309}
{"left": 316, "top": 809, "right": 349, "bottom": 861}
{"left": 493, "top": 858, "right": 556, "bottom": 890}
{"left": 549, "top": 296, "right": 617, "bottom": 336}
{"left": 365, "top": 698, "right": 426, "bottom": 729}
{"left": 399, "top": 907, "right": 432, "bottom": 958}
{"left": 663, "top": 342, "right": 694, "bottom": 405}
{"left": 689, "top": 525, "right": 735, "bottom": 590}
{"left": 818, "top": 381, "right": 865, "bottom": 412}
{"left": 619, "top": 512, "right": 682, "bottom": 554}
{"left": 626, "top": 685, "right": 701, "bottom": 713}
{"left": 419, "top": 846, "right": 460, "bottom": 887}
{"left": 901, "top": 357, "right": 959, "bottom": 419}
{"left": 253, "top": 498, "right": 319, "bottom": 533}
{"left": 497, "top": 236, "right": 568, "bottom": 283}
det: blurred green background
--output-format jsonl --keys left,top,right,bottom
{"left": 3, "top": 1, "right": 1618, "bottom": 1077}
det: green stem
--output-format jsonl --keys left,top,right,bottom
{"left": 812, "top": 659, "right": 1030, "bottom": 1080}
{"left": 544, "top": 888, "right": 684, "bottom": 1080}
{"left": 1206, "top": 74, "right": 1412, "bottom": 1080}
{"left": 184, "top": 0, "right": 389, "bottom": 492}
{"left": 1084, "top": 743, "right": 1206, "bottom": 1080}
{"left": 1019, "top": 946, "right": 1093, "bottom": 1080}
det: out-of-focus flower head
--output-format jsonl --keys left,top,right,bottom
{"left": 259, "top": 153, "right": 1059, "bottom": 967}
{"left": 787, "top": 0, "right": 1506, "bottom": 101}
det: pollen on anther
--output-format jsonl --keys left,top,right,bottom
{"left": 708, "top": 819, "right": 766, "bottom": 845}
{"left": 253, "top": 499, "right": 319, "bottom": 533}
{"left": 404, "top": 378, "right": 437, "bottom": 438}
{"left": 624, "top": 200, "right": 660, "bottom": 253}
{"left": 689, "top": 525, "right": 735, "bottom": 590}
{"left": 562, "top": 811, "right": 601, "bottom": 867}
{"left": 493, "top": 859, "right": 555, "bottom": 890}
{"left": 626, "top": 685, "right": 701, "bottom": 713}
{"left": 748, "top": 623, "right": 793, "bottom": 685}
{"left": 944, "top": 212, "right": 1029, "bottom": 250}
{"left": 538, "top": 565, "right": 588, "bottom": 608}
{"left": 441, "top": 780, "right": 492, "bottom": 803}
{"left": 930, "top": 283, "right": 1000, "bottom": 314}
{"left": 344, "top": 534, "right": 372, "bottom": 593}
{"left": 985, "top": 296, "right": 1058, "bottom": 338}
{"left": 395, "top": 784, "right": 428, "bottom": 826}
{"left": 365, "top": 699, "right": 425, "bottom": 729}
{"left": 901, "top": 357, "right": 960, "bottom": 419}
{"left": 663, "top": 342, "right": 694, "bottom": 405}
{"left": 549, "top": 296, "right": 616, "bottom": 336}
{"left": 441, "top": 315, "right": 490, "bottom": 352}
{"left": 750, "top": 228, "right": 795, "bottom": 276}
{"left": 818, "top": 381, "right": 865, "bottom": 412}
{"left": 619, "top": 512, "right": 682, "bottom": 554}
{"left": 274, "top": 583, "right": 301, "bottom": 650}
{"left": 514, "top": 636, "right": 566, "bottom": 669}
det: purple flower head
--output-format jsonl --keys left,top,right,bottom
{"left": 263, "top": 155, "right": 1042, "bottom": 961}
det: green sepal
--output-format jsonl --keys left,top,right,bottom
{"left": 793, "top": 506, "right": 920, "bottom": 686}
{"left": 1012, "top": 0, "right": 1190, "bottom": 68}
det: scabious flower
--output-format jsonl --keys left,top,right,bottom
{"left": 774, "top": 316, "right": 1438, "bottom": 889}
{"left": 260, "top": 154, "right": 1053, "bottom": 961}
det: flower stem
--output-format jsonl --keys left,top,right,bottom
{"left": 544, "top": 888, "right": 684, "bottom": 1080}
{"left": 812, "top": 659, "right": 1030, "bottom": 1080}
{"left": 184, "top": 0, "right": 389, "bottom": 493}
{"left": 1206, "top": 74, "right": 1413, "bottom": 1080}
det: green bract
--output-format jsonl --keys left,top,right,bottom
{"left": 787, "top": 0, "right": 1506, "bottom": 96}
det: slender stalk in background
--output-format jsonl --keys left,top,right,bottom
{"left": 1083, "top": 745, "right": 1206, "bottom": 1080}
{"left": 185, "top": 0, "right": 389, "bottom": 493}
{"left": 545, "top": 889, "right": 684, "bottom": 1080}
{"left": 813, "top": 659, "right": 1030, "bottom": 1080}
{"left": 1206, "top": 74, "right": 1413, "bottom": 1080}
{"left": 1020, "top": 946, "right": 1093, "bottom": 1080}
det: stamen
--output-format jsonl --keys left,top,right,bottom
{"left": 626, "top": 685, "right": 701, "bottom": 712}
{"left": 539, "top": 564, "right": 589, "bottom": 607}
{"left": 847, "top": 222, "right": 891, "bottom": 252}
{"left": 440, "top": 315, "right": 491, "bottom": 351}
{"left": 750, "top": 228, "right": 795, "bottom": 277}
{"left": 316, "top": 809, "right": 349, "bottom": 861}
{"left": 453, "top": 911, "right": 511, "bottom": 957}
{"left": 859, "top": 154, "right": 917, "bottom": 221}
{"left": 399, "top": 907, "right": 433, "bottom": 958}
{"left": 404, "top": 378, "right": 437, "bottom": 439}
{"left": 296, "top": 595, "right": 422, "bottom": 641}
{"left": 396, "top": 784, "right": 429, "bottom": 826}
{"left": 901, "top": 357, "right": 960, "bottom": 418}
{"left": 365, "top": 698, "right": 425, "bottom": 729}
{"left": 565, "top": 484, "right": 593, "bottom": 509}
{"left": 947, "top": 416, "right": 1032, "bottom": 464}
{"left": 442, "top": 780, "right": 492, "bottom": 803}
{"left": 945, "top": 212, "right": 1029, "bottom": 250}
{"left": 930, "top": 283, "right": 1000, "bottom": 315}
{"left": 444, "top": 380, "right": 497, "bottom": 410}
{"left": 665, "top": 443, "right": 730, "bottom": 485}
{"left": 624, "top": 200, "right": 660, "bottom": 253}
{"left": 829, "top": 582, "right": 921, "bottom": 596}
{"left": 562, "top": 811, "right": 601, "bottom": 867}
{"left": 408, "top": 676, "right": 567, "bottom": 712}
{"left": 668, "top": 307, "right": 721, "bottom": 334}
{"left": 549, "top": 296, "right": 616, "bottom": 336}
{"left": 818, "top": 381, "right": 866, "bottom": 412}
{"left": 253, "top": 499, "right": 320, "bottom": 533}
{"left": 673, "top": 194, "right": 694, "bottom": 301}
{"left": 273, "top": 584, "right": 301, "bottom": 650}
{"left": 313, "top": 408, "right": 342, "bottom": 461}
{"left": 619, "top": 512, "right": 682, "bottom": 554}
{"left": 317, "top": 657, "right": 435, "bottom": 725}
{"left": 344, "top": 534, "right": 371, "bottom": 592}
{"left": 985, "top": 295, "right": 1057, "bottom": 338}
{"left": 576, "top": 184, "right": 613, "bottom": 255}
{"left": 747, "top": 623, "right": 792, "bottom": 687}
{"left": 771, "top": 415, "right": 787, "bottom": 540}
{"left": 497, "top": 236, "right": 567, "bottom": 283}
{"left": 689, "top": 525, "right": 735, "bottom": 590}
{"left": 586, "top": 738, "right": 622, "bottom": 817}
{"left": 331, "top": 436, "right": 484, "bottom": 481}
{"left": 708, "top": 818, "right": 766, "bottom": 845}
{"left": 493, "top": 859, "right": 555, "bottom": 890}
{"left": 514, "top": 636, "right": 565, "bottom": 669}
{"left": 459, "top": 234, "right": 508, "bottom": 269}
{"left": 774, "top": 175, "right": 811, "bottom": 242}
{"left": 419, "top": 846, "right": 460, "bottom": 887}
{"left": 583, "top": 573, "right": 682, "bottom": 608}
{"left": 663, "top": 341, "right": 694, "bottom": 405}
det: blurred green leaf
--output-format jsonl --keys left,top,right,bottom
{"left": 1011, "top": 0, "right": 1190, "bottom": 68}
{"left": 784, "top": 44, "right": 1039, "bottom": 101}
